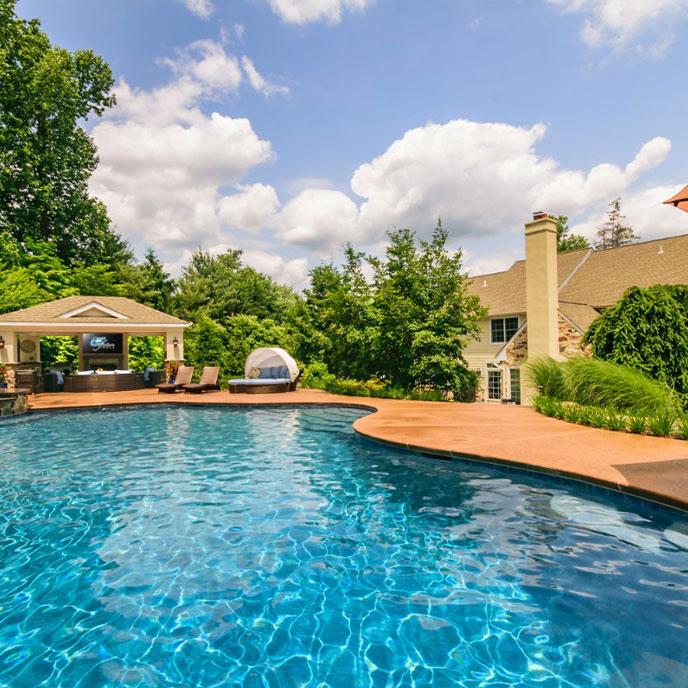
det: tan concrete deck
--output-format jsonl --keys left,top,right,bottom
{"left": 28, "top": 388, "right": 688, "bottom": 510}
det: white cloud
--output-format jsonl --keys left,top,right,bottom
{"left": 243, "top": 249, "right": 309, "bottom": 288}
{"left": 241, "top": 57, "right": 289, "bottom": 96}
{"left": 91, "top": 41, "right": 275, "bottom": 261}
{"left": 547, "top": 0, "right": 688, "bottom": 54}
{"left": 267, "top": 0, "right": 372, "bottom": 25}
{"left": 278, "top": 188, "right": 361, "bottom": 251}
{"left": 570, "top": 184, "right": 687, "bottom": 242}
{"left": 179, "top": 0, "right": 214, "bottom": 19}
{"left": 273, "top": 119, "right": 672, "bottom": 254}
{"left": 161, "top": 40, "right": 243, "bottom": 92}
{"left": 218, "top": 183, "right": 281, "bottom": 231}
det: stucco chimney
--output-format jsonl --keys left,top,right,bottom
{"left": 523, "top": 211, "right": 559, "bottom": 403}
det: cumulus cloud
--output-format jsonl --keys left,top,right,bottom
{"left": 240, "top": 57, "right": 289, "bottom": 96}
{"left": 302, "top": 119, "right": 670, "bottom": 252}
{"left": 570, "top": 184, "right": 687, "bottom": 242}
{"left": 91, "top": 41, "right": 276, "bottom": 265}
{"left": 547, "top": 0, "right": 688, "bottom": 54}
{"left": 243, "top": 249, "right": 309, "bottom": 288}
{"left": 218, "top": 183, "right": 281, "bottom": 231}
{"left": 179, "top": 0, "right": 214, "bottom": 19}
{"left": 267, "top": 0, "right": 372, "bottom": 25}
{"left": 278, "top": 188, "right": 361, "bottom": 251}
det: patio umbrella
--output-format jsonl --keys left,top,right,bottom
{"left": 663, "top": 184, "right": 688, "bottom": 212}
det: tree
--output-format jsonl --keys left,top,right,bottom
{"left": 175, "top": 248, "right": 298, "bottom": 325}
{"left": 0, "top": 0, "right": 122, "bottom": 266}
{"left": 304, "top": 247, "right": 377, "bottom": 380}
{"left": 371, "top": 221, "right": 485, "bottom": 396}
{"left": 556, "top": 215, "right": 590, "bottom": 252}
{"left": 132, "top": 249, "right": 176, "bottom": 312}
{"left": 583, "top": 285, "right": 688, "bottom": 400}
{"left": 595, "top": 198, "right": 639, "bottom": 249}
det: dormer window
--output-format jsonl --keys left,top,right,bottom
{"left": 491, "top": 317, "right": 519, "bottom": 343}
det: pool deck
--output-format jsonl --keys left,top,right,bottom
{"left": 28, "top": 389, "right": 688, "bottom": 511}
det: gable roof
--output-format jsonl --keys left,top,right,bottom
{"left": 468, "top": 248, "right": 590, "bottom": 316}
{"left": 559, "top": 235, "right": 688, "bottom": 308}
{"left": 468, "top": 233, "right": 688, "bottom": 331}
{"left": 0, "top": 296, "right": 188, "bottom": 326}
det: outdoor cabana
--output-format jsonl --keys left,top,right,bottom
{"left": 0, "top": 296, "right": 190, "bottom": 392}
{"left": 228, "top": 347, "right": 300, "bottom": 394}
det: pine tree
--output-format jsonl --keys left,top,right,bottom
{"left": 595, "top": 198, "right": 639, "bottom": 249}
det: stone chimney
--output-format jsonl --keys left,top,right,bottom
{"left": 523, "top": 211, "right": 559, "bottom": 403}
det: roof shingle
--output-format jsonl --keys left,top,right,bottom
{"left": 0, "top": 296, "right": 188, "bottom": 326}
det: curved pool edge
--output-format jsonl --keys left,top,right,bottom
{"left": 352, "top": 424, "right": 688, "bottom": 514}
{"left": 26, "top": 389, "right": 688, "bottom": 513}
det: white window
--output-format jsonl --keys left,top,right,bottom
{"left": 491, "top": 316, "right": 519, "bottom": 343}
{"left": 487, "top": 368, "right": 502, "bottom": 400}
{"left": 510, "top": 368, "right": 521, "bottom": 404}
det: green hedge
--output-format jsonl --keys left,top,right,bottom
{"left": 533, "top": 396, "right": 688, "bottom": 439}
{"left": 300, "top": 362, "right": 448, "bottom": 402}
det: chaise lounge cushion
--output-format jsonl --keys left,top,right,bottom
{"left": 228, "top": 378, "right": 292, "bottom": 386}
{"left": 258, "top": 366, "right": 290, "bottom": 380}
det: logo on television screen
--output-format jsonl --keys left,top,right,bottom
{"left": 82, "top": 334, "right": 123, "bottom": 354}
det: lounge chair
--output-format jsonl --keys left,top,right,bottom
{"left": 183, "top": 367, "right": 220, "bottom": 394}
{"left": 156, "top": 365, "right": 194, "bottom": 394}
{"left": 228, "top": 347, "right": 300, "bottom": 395}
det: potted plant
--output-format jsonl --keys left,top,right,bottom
{"left": 0, "top": 365, "right": 8, "bottom": 390}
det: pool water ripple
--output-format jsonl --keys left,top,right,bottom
{"left": 0, "top": 405, "right": 687, "bottom": 687}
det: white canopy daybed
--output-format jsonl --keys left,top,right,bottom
{"left": 228, "top": 347, "right": 300, "bottom": 394}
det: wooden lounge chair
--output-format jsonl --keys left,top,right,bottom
{"left": 183, "top": 367, "right": 220, "bottom": 394}
{"left": 156, "top": 365, "right": 194, "bottom": 394}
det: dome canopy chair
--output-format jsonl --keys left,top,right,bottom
{"left": 228, "top": 347, "right": 300, "bottom": 394}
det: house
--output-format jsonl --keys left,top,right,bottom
{"left": 464, "top": 213, "right": 688, "bottom": 404}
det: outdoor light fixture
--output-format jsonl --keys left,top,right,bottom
{"left": 0, "top": 336, "right": 4, "bottom": 349}
{"left": 173, "top": 337, "right": 179, "bottom": 348}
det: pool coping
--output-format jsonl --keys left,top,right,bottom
{"left": 25, "top": 389, "right": 688, "bottom": 513}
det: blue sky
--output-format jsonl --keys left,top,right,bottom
{"left": 16, "top": 0, "right": 688, "bottom": 284}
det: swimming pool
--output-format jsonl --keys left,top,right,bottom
{"left": 1, "top": 405, "right": 686, "bottom": 686}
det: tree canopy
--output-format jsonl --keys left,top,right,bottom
{"left": 0, "top": 0, "right": 123, "bottom": 266}
{"left": 584, "top": 285, "right": 688, "bottom": 401}
{"left": 556, "top": 215, "right": 590, "bottom": 252}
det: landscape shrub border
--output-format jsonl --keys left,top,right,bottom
{"left": 299, "top": 362, "right": 450, "bottom": 402}
{"left": 533, "top": 396, "right": 688, "bottom": 440}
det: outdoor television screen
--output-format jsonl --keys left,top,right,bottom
{"left": 82, "top": 333, "right": 124, "bottom": 355}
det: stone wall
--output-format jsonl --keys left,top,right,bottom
{"left": 503, "top": 314, "right": 589, "bottom": 365}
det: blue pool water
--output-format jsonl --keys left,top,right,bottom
{"left": 0, "top": 406, "right": 687, "bottom": 687}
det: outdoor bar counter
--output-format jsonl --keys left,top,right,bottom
{"left": 64, "top": 372, "right": 147, "bottom": 393}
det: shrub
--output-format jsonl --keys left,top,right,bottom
{"left": 587, "top": 407, "right": 607, "bottom": 429}
{"left": 561, "top": 403, "right": 582, "bottom": 425}
{"left": 647, "top": 411, "right": 676, "bottom": 438}
{"left": 676, "top": 414, "right": 688, "bottom": 440}
{"left": 527, "top": 357, "right": 568, "bottom": 399}
{"left": 533, "top": 396, "right": 558, "bottom": 417}
{"left": 603, "top": 410, "right": 626, "bottom": 432}
{"left": 300, "top": 362, "right": 335, "bottom": 389}
{"left": 584, "top": 284, "right": 688, "bottom": 398}
{"left": 627, "top": 414, "right": 647, "bottom": 435}
{"left": 562, "top": 357, "right": 675, "bottom": 414}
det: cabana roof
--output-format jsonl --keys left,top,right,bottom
{"left": 0, "top": 296, "right": 189, "bottom": 329}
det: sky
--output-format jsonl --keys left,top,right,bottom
{"left": 16, "top": 0, "right": 688, "bottom": 286}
